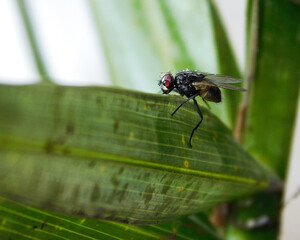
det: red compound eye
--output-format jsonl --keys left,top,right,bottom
{"left": 165, "top": 75, "right": 172, "bottom": 81}
{"left": 163, "top": 74, "right": 173, "bottom": 88}
{"left": 164, "top": 80, "right": 171, "bottom": 87}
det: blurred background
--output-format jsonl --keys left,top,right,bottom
{"left": 0, "top": 0, "right": 246, "bottom": 89}
{"left": 0, "top": 0, "right": 299, "bottom": 239}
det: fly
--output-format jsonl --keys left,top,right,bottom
{"left": 159, "top": 69, "right": 246, "bottom": 147}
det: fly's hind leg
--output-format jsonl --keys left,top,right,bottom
{"left": 189, "top": 98, "right": 203, "bottom": 147}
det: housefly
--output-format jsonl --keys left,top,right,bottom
{"left": 159, "top": 69, "right": 246, "bottom": 147}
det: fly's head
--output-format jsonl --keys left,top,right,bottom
{"left": 159, "top": 72, "right": 174, "bottom": 94}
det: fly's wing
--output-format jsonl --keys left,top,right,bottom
{"left": 202, "top": 73, "right": 246, "bottom": 91}
{"left": 203, "top": 73, "right": 242, "bottom": 84}
{"left": 193, "top": 78, "right": 246, "bottom": 91}
{"left": 180, "top": 71, "right": 246, "bottom": 91}
{"left": 215, "top": 83, "right": 246, "bottom": 91}
{"left": 192, "top": 80, "right": 216, "bottom": 91}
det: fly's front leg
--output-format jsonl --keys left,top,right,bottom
{"left": 189, "top": 98, "right": 203, "bottom": 147}
{"left": 171, "top": 93, "right": 199, "bottom": 116}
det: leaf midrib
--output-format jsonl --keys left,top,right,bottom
{"left": 1, "top": 135, "right": 267, "bottom": 187}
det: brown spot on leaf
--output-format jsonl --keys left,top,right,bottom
{"left": 181, "top": 135, "right": 185, "bottom": 145}
{"left": 184, "top": 160, "right": 189, "bottom": 168}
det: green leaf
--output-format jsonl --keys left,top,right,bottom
{"left": 0, "top": 84, "right": 278, "bottom": 224}
{"left": 208, "top": 0, "right": 243, "bottom": 128}
{"left": 243, "top": 0, "right": 300, "bottom": 178}
{"left": 0, "top": 197, "right": 221, "bottom": 240}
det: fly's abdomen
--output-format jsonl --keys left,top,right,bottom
{"left": 204, "top": 86, "right": 221, "bottom": 102}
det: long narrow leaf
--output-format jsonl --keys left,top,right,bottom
{"left": 0, "top": 84, "right": 278, "bottom": 224}
{"left": 243, "top": 0, "right": 300, "bottom": 178}
{"left": 0, "top": 197, "right": 221, "bottom": 240}
{"left": 15, "top": 0, "right": 50, "bottom": 82}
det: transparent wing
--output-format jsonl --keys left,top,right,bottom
{"left": 193, "top": 80, "right": 246, "bottom": 91}
{"left": 192, "top": 81, "right": 214, "bottom": 90}
{"left": 215, "top": 83, "right": 246, "bottom": 91}
{"left": 204, "top": 74, "right": 242, "bottom": 84}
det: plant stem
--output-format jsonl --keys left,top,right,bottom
{"left": 235, "top": 0, "right": 259, "bottom": 143}
{"left": 16, "top": 0, "right": 50, "bottom": 83}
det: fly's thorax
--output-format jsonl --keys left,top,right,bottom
{"left": 174, "top": 73, "right": 199, "bottom": 97}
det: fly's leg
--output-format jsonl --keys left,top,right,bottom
{"left": 202, "top": 98, "right": 211, "bottom": 109}
{"left": 189, "top": 98, "right": 203, "bottom": 147}
{"left": 171, "top": 93, "right": 199, "bottom": 116}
